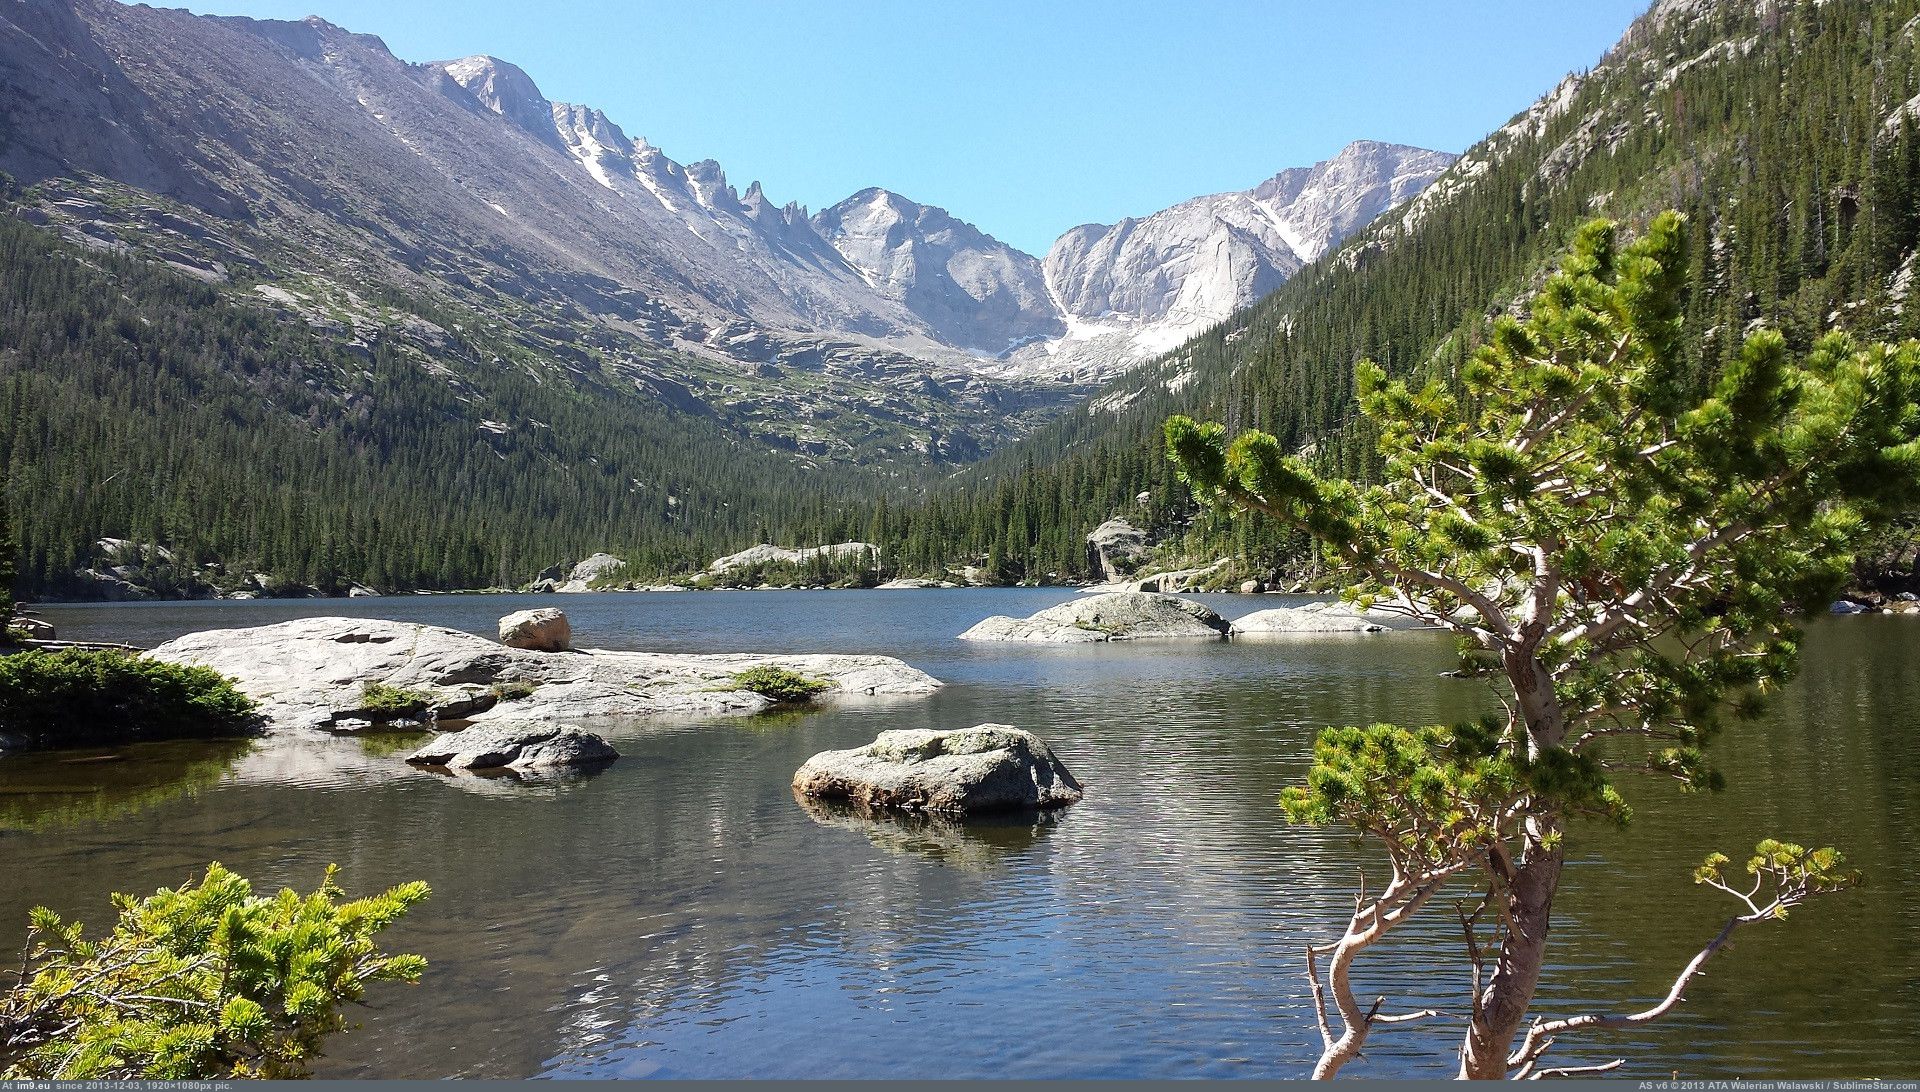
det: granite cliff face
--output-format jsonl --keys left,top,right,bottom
{"left": 1008, "top": 141, "right": 1457, "bottom": 381}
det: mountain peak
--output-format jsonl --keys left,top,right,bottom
{"left": 433, "top": 54, "right": 559, "bottom": 146}
{"left": 1041, "top": 141, "right": 1454, "bottom": 342}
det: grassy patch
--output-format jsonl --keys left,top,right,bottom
{"left": 488, "top": 681, "right": 536, "bottom": 702}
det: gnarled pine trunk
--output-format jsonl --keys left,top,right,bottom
{"left": 1459, "top": 652, "right": 1569, "bottom": 1080}
{"left": 1458, "top": 834, "right": 1564, "bottom": 1078}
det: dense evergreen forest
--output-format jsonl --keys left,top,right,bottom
{"left": 6, "top": 0, "right": 1920, "bottom": 595}
{"left": 0, "top": 208, "right": 928, "bottom": 595}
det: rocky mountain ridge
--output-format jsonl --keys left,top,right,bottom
{"left": 0, "top": 1, "right": 1450, "bottom": 408}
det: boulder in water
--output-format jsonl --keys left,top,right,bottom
{"left": 959, "top": 591, "right": 1230, "bottom": 643}
{"left": 793, "top": 724, "right": 1082, "bottom": 814}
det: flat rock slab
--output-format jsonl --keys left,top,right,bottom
{"left": 793, "top": 724, "right": 1083, "bottom": 815}
{"left": 149, "top": 616, "right": 941, "bottom": 731}
{"left": 1231, "top": 602, "right": 1387, "bottom": 634}
{"left": 958, "top": 591, "right": 1230, "bottom": 642}
{"left": 406, "top": 721, "right": 616, "bottom": 770}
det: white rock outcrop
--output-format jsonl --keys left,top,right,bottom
{"left": 1231, "top": 602, "right": 1387, "bottom": 635}
{"left": 958, "top": 592, "right": 1230, "bottom": 643}
{"left": 557, "top": 552, "right": 625, "bottom": 592}
{"left": 1086, "top": 518, "right": 1152, "bottom": 582}
{"left": 149, "top": 617, "right": 941, "bottom": 730}
{"left": 708, "top": 542, "right": 876, "bottom": 574}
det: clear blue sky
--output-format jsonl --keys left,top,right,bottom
{"left": 174, "top": 1, "right": 1649, "bottom": 255}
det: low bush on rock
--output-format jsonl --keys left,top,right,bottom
{"left": 730, "top": 666, "right": 831, "bottom": 703}
{"left": 354, "top": 681, "right": 431, "bottom": 720}
{"left": 0, "top": 864, "right": 428, "bottom": 1079}
{"left": 489, "top": 680, "right": 536, "bottom": 702}
{"left": 0, "top": 649, "right": 257, "bottom": 750}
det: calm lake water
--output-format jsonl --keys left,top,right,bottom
{"left": 3, "top": 590, "right": 1916, "bottom": 1079}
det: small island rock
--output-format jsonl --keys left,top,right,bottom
{"left": 499, "top": 607, "right": 572, "bottom": 651}
{"left": 406, "top": 722, "right": 616, "bottom": 770}
{"left": 959, "top": 591, "right": 1230, "bottom": 642}
{"left": 793, "top": 724, "right": 1082, "bottom": 814}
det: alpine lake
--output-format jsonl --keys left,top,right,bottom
{"left": 2, "top": 589, "right": 1914, "bottom": 1079}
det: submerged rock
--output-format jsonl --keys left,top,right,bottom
{"left": 149, "top": 616, "right": 941, "bottom": 730}
{"left": 959, "top": 591, "right": 1230, "bottom": 643}
{"left": 1232, "top": 602, "right": 1387, "bottom": 635}
{"left": 498, "top": 607, "right": 572, "bottom": 651}
{"left": 406, "top": 721, "right": 616, "bottom": 770}
{"left": 793, "top": 724, "right": 1083, "bottom": 815}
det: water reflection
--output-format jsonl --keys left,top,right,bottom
{"left": 792, "top": 792, "right": 1058, "bottom": 872}
{"left": 3, "top": 594, "right": 1915, "bottom": 1079}
{"left": 0, "top": 738, "right": 253, "bottom": 832}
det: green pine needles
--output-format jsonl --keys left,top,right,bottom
{"left": 0, "top": 649, "right": 258, "bottom": 751}
{"left": 0, "top": 864, "right": 428, "bottom": 1079}
{"left": 1168, "top": 212, "right": 1917, "bottom": 1078}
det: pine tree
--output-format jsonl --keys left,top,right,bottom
{"left": 1166, "top": 213, "right": 1912, "bottom": 1078}
{"left": 0, "top": 483, "right": 13, "bottom": 626}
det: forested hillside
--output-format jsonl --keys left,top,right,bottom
{"left": 0, "top": 207, "right": 928, "bottom": 595}
{"left": 790, "top": 0, "right": 1920, "bottom": 586}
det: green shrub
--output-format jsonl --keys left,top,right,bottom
{"left": 0, "top": 863, "right": 428, "bottom": 1079}
{"left": 354, "top": 681, "right": 431, "bottom": 719}
{"left": 489, "top": 680, "right": 536, "bottom": 702}
{"left": 729, "top": 666, "right": 831, "bottom": 703}
{"left": 0, "top": 649, "right": 257, "bottom": 750}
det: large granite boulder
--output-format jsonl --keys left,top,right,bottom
{"left": 406, "top": 722, "right": 616, "bottom": 770}
{"left": 150, "top": 617, "right": 941, "bottom": 731}
{"left": 793, "top": 724, "right": 1082, "bottom": 815}
{"left": 1086, "top": 518, "right": 1151, "bottom": 582}
{"left": 1231, "top": 602, "right": 1387, "bottom": 635}
{"left": 499, "top": 607, "right": 572, "bottom": 651}
{"left": 959, "top": 592, "right": 1230, "bottom": 643}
